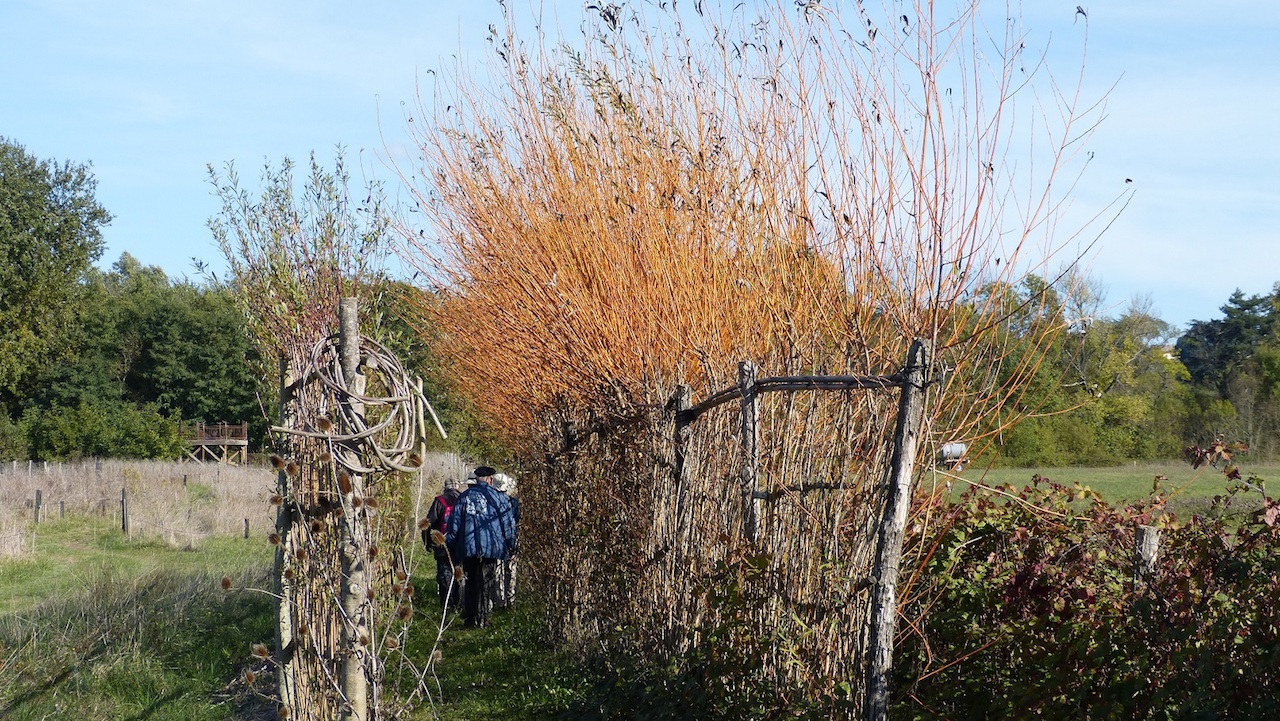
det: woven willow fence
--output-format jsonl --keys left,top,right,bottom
{"left": 523, "top": 341, "right": 933, "bottom": 717}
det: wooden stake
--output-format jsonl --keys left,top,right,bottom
{"left": 738, "top": 361, "right": 761, "bottom": 543}
{"left": 863, "top": 339, "right": 930, "bottom": 721}
{"left": 338, "top": 297, "right": 369, "bottom": 721}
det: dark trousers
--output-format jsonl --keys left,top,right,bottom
{"left": 462, "top": 556, "right": 497, "bottom": 628}
{"left": 434, "top": 555, "right": 460, "bottom": 610}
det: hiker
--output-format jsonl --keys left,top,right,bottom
{"left": 422, "top": 477, "right": 463, "bottom": 611}
{"left": 491, "top": 473, "right": 521, "bottom": 610}
{"left": 445, "top": 465, "right": 516, "bottom": 628}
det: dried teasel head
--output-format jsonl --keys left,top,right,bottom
{"left": 243, "top": 669, "right": 257, "bottom": 684}
{"left": 269, "top": 455, "right": 284, "bottom": 470}
{"left": 337, "top": 470, "right": 353, "bottom": 494}
{"left": 391, "top": 583, "right": 403, "bottom": 596}
{"left": 396, "top": 569, "right": 408, "bottom": 581}
{"left": 385, "top": 637, "right": 399, "bottom": 650}
{"left": 285, "top": 460, "right": 300, "bottom": 477}
{"left": 406, "top": 452, "right": 423, "bottom": 468}
{"left": 430, "top": 530, "right": 445, "bottom": 547}
{"left": 220, "top": 576, "right": 233, "bottom": 591}
{"left": 352, "top": 496, "right": 363, "bottom": 509}
{"left": 251, "top": 643, "right": 270, "bottom": 658}
{"left": 417, "top": 517, "right": 430, "bottom": 530}
{"left": 358, "top": 634, "right": 370, "bottom": 646}
{"left": 268, "top": 533, "right": 281, "bottom": 546}
{"left": 396, "top": 605, "right": 412, "bottom": 621}
{"left": 295, "top": 548, "right": 308, "bottom": 562}
{"left": 284, "top": 568, "right": 295, "bottom": 580}
{"left": 366, "top": 588, "right": 376, "bottom": 601}
{"left": 310, "top": 519, "right": 323, "bottom": 534}
{"left": 269, "top": 494, "right": 283, "bottom": 505}
{"left": 367, "top": 544, "right": 379, "bottom": 560}
{"left": 365, "top": 497, "right": 379, "bottom": 510}
{"left": 278, "top": 705, "right": 291, "bottom": 719}
{"left": 453, "top": 565, "right": 465, "bottom": 582}
{"left": 319, "top": 450, "right": 333, "bottom": 464}
{"left": 430, "top": 649, "right": 443, "bottom": 665}
{"left": 316, "top": 416, "right": 334, "bottom": 433}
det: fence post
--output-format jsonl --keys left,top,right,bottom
{"left": 121, "top": 487, "right": 129, "bottom": 537}
{"left": 738, "top": 361, "right": 761, "bottom": 543}
{"left": 34, "top": 489, "right": 42, "bottom": 524}
{"left": 244, "top": 518, "right": 250, "bottom": 539}
{"left": 672, "top": 385, "right": 692, "bottom": 537}
{"left": 1134, "top": 524, "right": 1160, "bottom": 585}
{"left": 275, "top": 352, "right": 298, "bottom": 715}
{"left": 60, "top": 501, "right": 65, "bottom": 519}
{"left": 338, "top": 297, "right": 369, "bottom": 721}
{"left": 863, "top": 339, "right": 931, "bottom": 721}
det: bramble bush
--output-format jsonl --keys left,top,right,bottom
{"left": 896, "top": 476, "right": 1280, "bottom": 720}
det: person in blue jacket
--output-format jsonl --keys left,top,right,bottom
{"left": 445, "top": 465, "right": 516, "bottom": 628}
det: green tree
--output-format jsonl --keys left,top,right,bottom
{"left": 0, "top": 137, "right": 111, "bottom": 415}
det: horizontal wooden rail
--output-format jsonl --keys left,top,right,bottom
{"left": 677, "top": 372, "right": 905, "bottom": 425}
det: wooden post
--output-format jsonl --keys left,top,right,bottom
{"left": 863, "top": 339, "right": 931, "bottom": 721}
{"left": 739, "top": 361, "right": 761, "bottom": 543}
{"left": 244, "top": 518, "right": 250, "bottom": 539}
{"left": 338, "top": 297, "right": 369, "bottom": 721}
{"left": 121, "top": 487, "right": 129, "bottom": 537}
{"left": 1134, "top": 524, "right": 1159, "bottom": 585}
{"left": 34, "top": 490, "right": 42, "bottom": 524}
{"left": 60, "top": 501, "right": 65, "bottom": 519}
{"left": 275, "top": 352, "right": 297, "bottom": 714}
{"left": 672, "top": 385, "right": 692, "bottom": 537}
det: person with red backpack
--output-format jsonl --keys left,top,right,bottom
{"left": 422, "top": 476, "right": 463, "bottom": 611}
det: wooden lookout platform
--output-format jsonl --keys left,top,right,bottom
{"left": 182, "top": 422, "right": 249, "bottom": 465}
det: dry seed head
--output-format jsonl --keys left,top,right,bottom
{"left": 358, "top": 634, "right": 369, "bottom": 646}
{"left": 310, "top": 519, "right": 323, "bottom": 533}
{"left": 430, "top": 529, "right": 445, "bottom": 547}
{"left": 278, "top": 706, "right": 291, "bottom": 719}
{"left": 396, "top": 569, "right": 407, "bottom": 581}
{"left": 269, "top": 455, "right": 284, "bottom": 470}
{"left": 365, "top": 497, "right": 379, "bottom": 509}
{"left": 367, "top": 588, "right": 376, "bottom": 601}
{"left": 396, "top": 605, "right": 412, "bottom": 621}
{"left": 285, "top": 460, "right": 300, "bottom": 477}
{"left": 268, "top": 533, "right": 281, "bottom": 546}
{"left": 297, "top": 622, "right": 310, "bottom": 636}
{"left": 337, "top": 471, "right": 353, "bottom": 494}
{"left": 319, "top": 450, "right": 333, "bottom": 463}
{"left": 407, "top": 452, "right": 422, "bottom": 468}
{"left": 430, "top": 649, "right": 443, "bottom": 665}
{"left": 367, "top": 544, "right": 379, "bottom": 560}
{"left": 385, "top": 637, "right": 399, "bottom": 650}
{"left": 295, "top": 548, "right": 308, "bottom": 562}
{"left": 406, "top": 585, "right": 415, "bottom": 596}
{"left": 269, "top": 494, "right": 283, "bottom": 505}
{"left": 392, "top": 583, "right": 403, "bottom": 596}
{"left": 284, "top": 568, "right": 295, "bottom": 580}
{"left": 252, "top": 643, "right": 270, "bottom": 658}
{"left": 243, "top": 669, "right": 257, "bottom": 684}
{"left": 418, "top": 517, "right": 430, "bottom": 530}
{"left": 352, "top": 496, "right": 363, "bottom": 509}
{"left": 317, "top": 416, "right": 334, "bottom": 433}
{"left": 453, "top": 565, "right": 464, "bottom": 582}
{"left": 220, "top": 576, "right": 233, "bottom": 591}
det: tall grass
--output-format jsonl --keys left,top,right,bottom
{"left": 0, "top": 459, "right": 275, "bottom": 557}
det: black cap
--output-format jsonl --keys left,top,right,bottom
{"left": 474, "top": 465, "right": 497, "bottom": 478}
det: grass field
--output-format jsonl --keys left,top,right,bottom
{"left": 928, "top": 460, "right": 1278, "bottom": 512}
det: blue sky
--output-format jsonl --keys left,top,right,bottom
{"left": 2, "top": 1, "right": 1276, "bottom": 330}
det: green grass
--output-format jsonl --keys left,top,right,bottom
{"left": 936, "top": 461, "right": 1277, "bottom": 510}
{"left": 0, "top": 516, "right": 274, "bottom": 721}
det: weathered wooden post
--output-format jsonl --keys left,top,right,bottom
{"left": 121, "top": 487, "right": 129, "bottom": 537}
{"left": 34, "top": 490, "right": 42, "bottom": 524}
{"left": 1134, "top": 524, "right": 1160, "bottom": 586}
{"left": 863, "top": 339, "right": 931, "bottom": 721}
{"left": 672, "top": 385, "right": 693, "bottom": 544}
{"left": 338, "top": 297, "right": 370, "bottom": 721}
{"left": 274, "top": 351, "right": 298, "bottom": 715}
{"left": 60, "top": 501, "right": 65, "bottom": 519}
{"left": 739, "top": 361, "right": 761, "bottom": 543}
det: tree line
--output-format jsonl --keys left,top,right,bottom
{"left": 2, "top": 134, "right": 1274, "bottom": 464}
